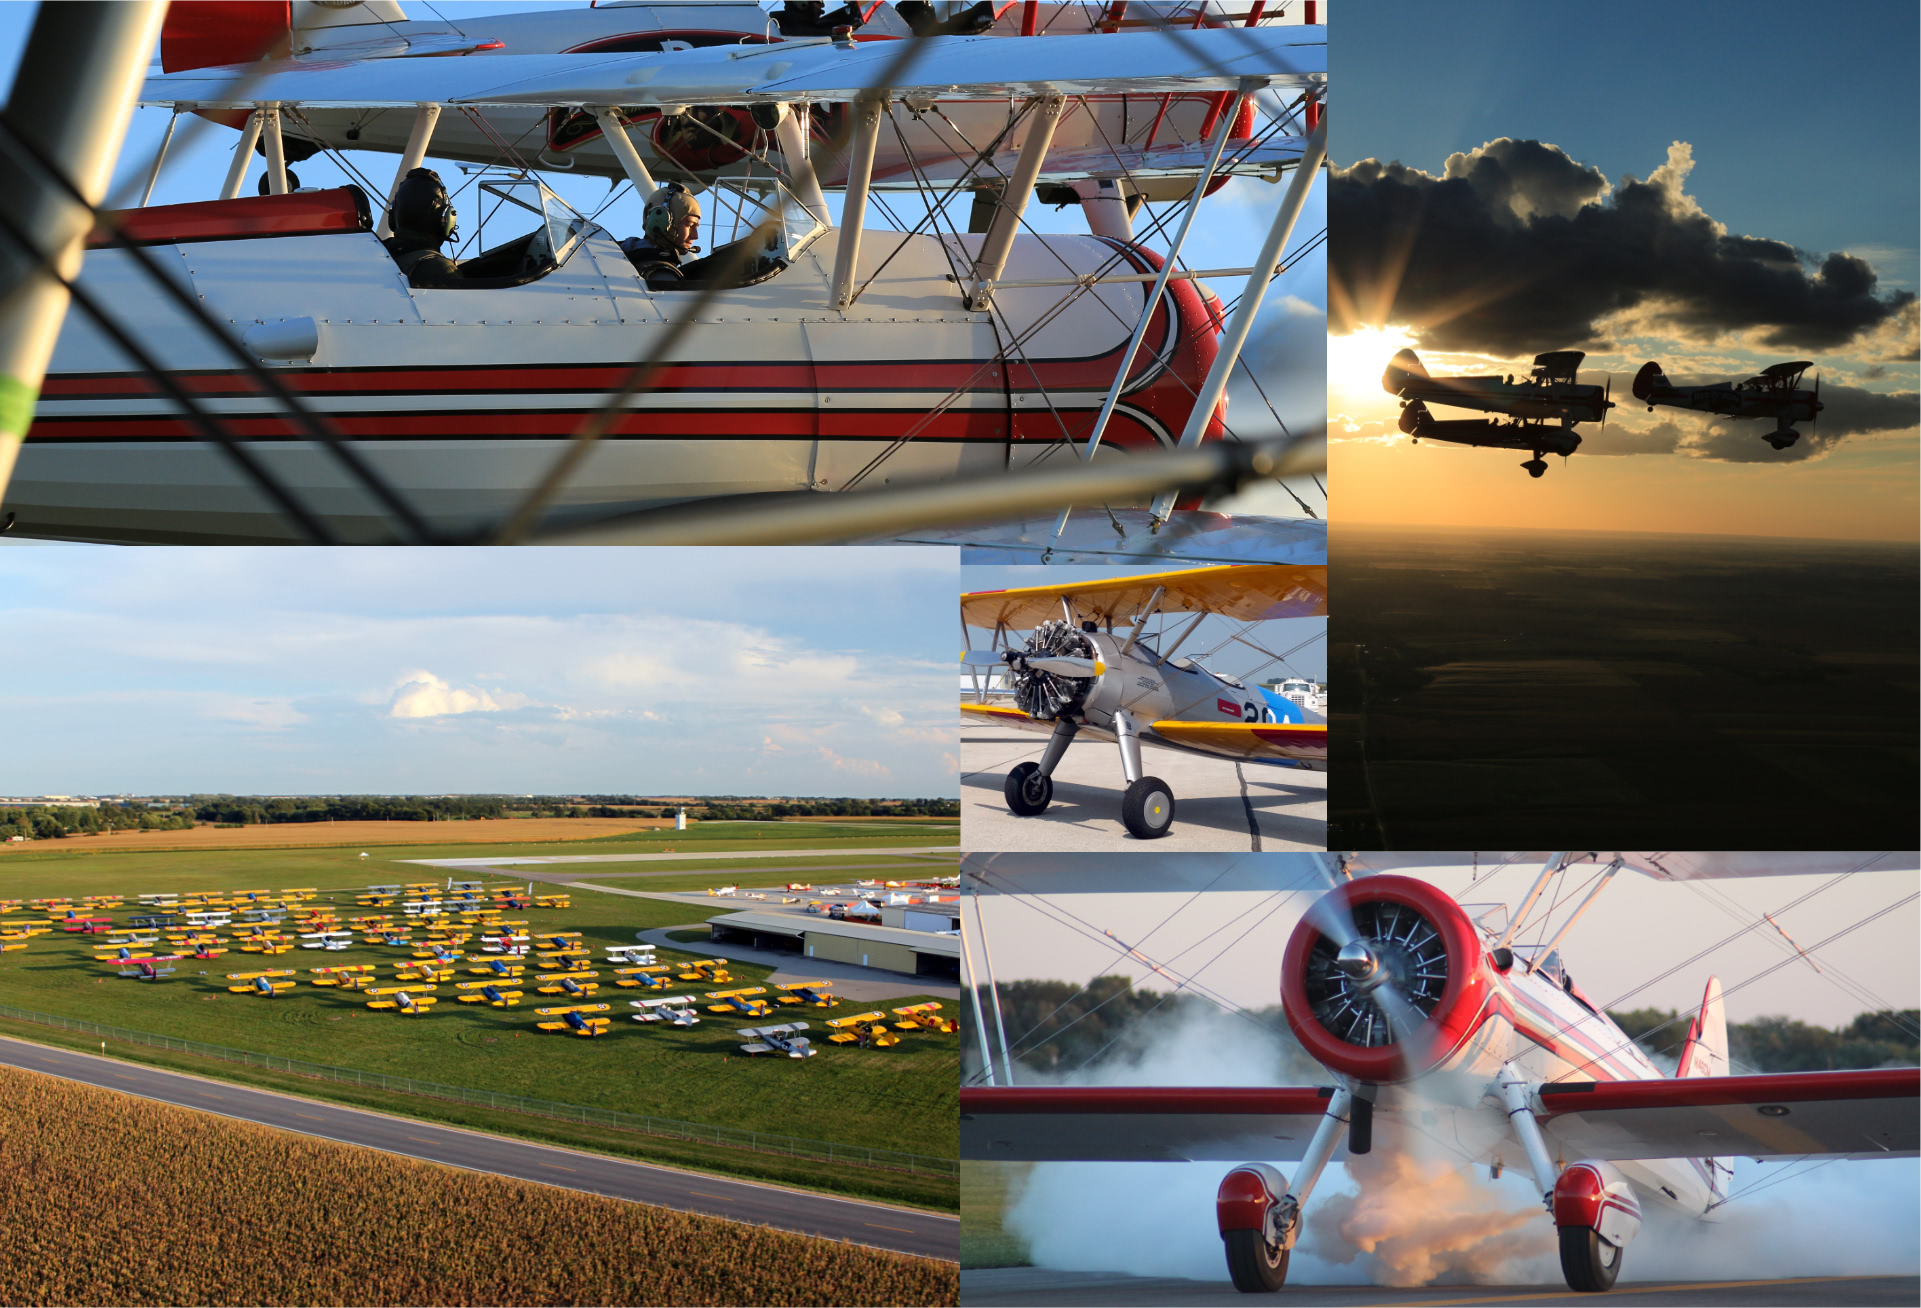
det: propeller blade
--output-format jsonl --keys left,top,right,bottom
{"left": 1021, "top": 655, "right": 1100, "bottom": 677}
{"left": 960, "top": 650, "right": 1008, "bottom": 668}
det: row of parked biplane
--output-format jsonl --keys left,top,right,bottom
{"left": 42, "top": 879, "right": 955, "bottom": 1057}
{"left": 1382, "top": 349, "right": 1826, "bottom": 477}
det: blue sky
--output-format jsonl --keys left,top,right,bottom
{"left": 0, "top": 545, "right": 958, "bottom": 795}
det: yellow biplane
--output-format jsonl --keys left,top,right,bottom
{"left": 535, "top": 1003, "right": 610, "bottom": 1036}
{"left": 962, "top": 564, "right": 1328, "bottom": 840}
{"left": 676, "top": 958, "right": 732, "bottom": 984}
{"left": 533, "top": 894, "right": 572, "bottom": 910}
{"left": 705, "top": 987, "right": 774, "bottom": 1018}
{"left": 308, "top": 964, "right": 377, "bottom": 987}
{"left": 826, "top": 1012, "right": 901, "bottom": 1047}
{"left": 776, "top": 981, "right": 840, "bottom": 1009}
{"left": 613, "top": 965, "right": 673, "bottom": 989}
{"left": 468, "top": 958, "right": 526, "bottom": 979}
{"left": 456, "top": 981, "right": 523, "bottom": 1007}
{"left": 892, "top": 1002, "right": 959, "bottom": 1033}
{"left": 227, "top": 969, "right": 297, "bottom": 996}
{"left": 535, "top": 974, "right": 600, "bottom": 998}
{"left": 535, "top": 948, "right": 591, "bottom": 969}
{"left": 365, "top": 985, "right": 438, "bottom": 1014}
{"left": 394, "top": 963, "right": 456, "bottom": 983}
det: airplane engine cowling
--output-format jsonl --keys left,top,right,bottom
{"left": 1280, "top": 875, "right": 1490, "bottom": 1084}
{"left": 1553, "top": 1161, "right": 1642, "bottom": 1249}
{"left": 1216, "top": 1163, "right": 1289, "bottom": 1235}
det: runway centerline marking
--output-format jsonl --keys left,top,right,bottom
{"left": 295, "top": 1113, "right": 326, "bottom": 1121}
{"left": 1378, "top": 1274, "right": 1891, "bottom": 1307}
{"left": 689, "top": 1190, "right": 732, "bottom": 1201}
{"left": 539, "top": 1163, "right": 576, "bottom": 1172}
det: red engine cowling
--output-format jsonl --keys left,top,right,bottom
{"left": 1216, "top": 1162, "right": 1289, "bottom": 1235}
{"left": 1280, "top": 875, "right": 1491, "bottom": 1083}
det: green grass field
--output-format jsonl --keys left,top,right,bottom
{"left": 0, "top": 835, "right": 959, "bottom": 1206}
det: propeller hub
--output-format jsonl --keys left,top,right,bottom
{"left": 1333, "top": 939, "right": 1380, "bottom": 986}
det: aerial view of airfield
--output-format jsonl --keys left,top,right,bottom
{"left": 0, "top": 546, "right": 960, "bottom": 1307}
{"left": 1323, "top": 2, "right": 1918, "bottom": 849}
{"left": 957, "top": 852, "right": 1920, "bottom": 1306}
{"left": 959, "top": 561, "right": 1327, "bottom": 849}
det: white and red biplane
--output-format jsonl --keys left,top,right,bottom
{"left": 959, "top": 852, "right": 1920, "bottom": 1293}
{"left": 7, "top": 13, "right": 1323, "bottom": 544}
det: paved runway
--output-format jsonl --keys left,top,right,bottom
{"left": 962, "top": 1267, "right": 1921, "bottom": 1306}
{"left": 961, "top": 730, "right": 1326, "bottom": 851}
{"left": 0, "top": 1035, "right": 957, "bottom": 1262}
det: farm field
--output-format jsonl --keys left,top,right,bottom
{"left": 0, "top": 816, "right": 664, "bottom": 854}
{"left": 0, "top": 840, "right": 960, "bottom": 1191}
{"left": 0, "top": 1065, "right": 957, "bottom": 1307}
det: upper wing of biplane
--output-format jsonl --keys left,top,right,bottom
{"left": 141, "top": 29, "right": 1323, "bottom": 110}
{"left": 962, "top": 563, "right": 1326, "bottom": 631}
{"left": 962, "top": 1069, "right": 1919, "bottom": 1163}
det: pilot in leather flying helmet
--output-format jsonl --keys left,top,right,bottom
{"left": 385, "top": 167, "right": 464, "bottom": 288}
{"left": 621, "top": 182, "right": 705, "bottom": 286}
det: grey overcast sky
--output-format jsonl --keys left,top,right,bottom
{"left": 964, "top": 854, "right": 1919, "bottom": 1029}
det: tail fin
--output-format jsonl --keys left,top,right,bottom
{"left": 1631, "top": 361, "right": 1666, "bottom": 402}
{"left": 1676, "top": 976, "right": 1727, "bottom": 1079}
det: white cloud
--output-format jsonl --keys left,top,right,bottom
{"left": 388, "top": 672, "right": 504, "bottom": 720}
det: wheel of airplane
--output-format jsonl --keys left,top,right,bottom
{"left": 1222, "top": 1228, "right": 1290, "bottom": 1293}
{"left": 1557, "top": 1226, "right": 1621, "bottom": 1292}
{"left": 1523, "top": 459, "right": 1548, "bottom": 478}
{"left": 1003, "top": 762, "right": 1053, "bottom": 816}
{"left": 1120, "top": 776, "right": 1175, "bottom": 839}
{"left": 1768, "top": 430, "right": 1798, "bottom": 449}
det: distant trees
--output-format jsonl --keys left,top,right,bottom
{"left": 0, "top": 802, "right": 195, "bottom": 839}
{"left": 1606, "top": 1006, "right": 1918, "bottom": 1072}
{"left": 189, "top": 796, "right": 509, "bottom": 825}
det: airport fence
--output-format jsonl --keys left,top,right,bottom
{"left": 0, "top": 1001, "right": 957, "bottom": 1178}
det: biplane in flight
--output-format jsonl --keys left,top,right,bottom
{"left": 962, "top": 563, "right": 1326, "bottom": 838}
{"left": 631, "top": 995, "right": 701, "bottom": 1027}
{"left": 536, "top": 1003, "right": 612, "bottom": 1036}
{"left": 1381, "top": 348, "right": 1613, "bottom": 479}
{"left": 1632, "top": 360, "right": 1823, "bottom": 451}
{"left": 959, "top": 852, "right": 1921, "bottom": 1295}
{"left": 739, "top": 1022, "right": 816, "bottom": 1058}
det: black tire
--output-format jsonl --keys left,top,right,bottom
{"left": 1223, "top": 1227, "right": 1290, "bottom": 1293}
{"left": 1558, "top": 1225, "right": 1621, "bottom": 1292}
{"left": 1120, "top": 776, "right": 1175, "bottom": 839}
{"left": 1004, "top": 762, "right": 1052, "bottom": 816}
{"left": 1524, "top": 460, "right": 1547, "bottom": 478}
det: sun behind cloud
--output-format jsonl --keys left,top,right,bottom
{"left": 1329, "top": 324, "right": 1417, "bottom": 406}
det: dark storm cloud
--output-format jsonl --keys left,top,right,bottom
{"left": 1579, "top": 419, "right": 1685, "bottom": 457}
{"left": 1330, "top": 140, "right": 1916, "bottom": 357}
{"left": 1600, "top": 377, "right": 1917, "bottom": 462}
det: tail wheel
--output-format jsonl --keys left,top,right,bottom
{"left": 1558, "top": 1225, "right": 1621, "bottom": 1292}
{"left": 1223, "top": 1228, "right": 1290, "bottom": 1293}
{"left": 1121, "top": 776, "right": 1175, "bottom": 839}
{"left": 1004, "top": 762, "right": 1053, "bottom": 816}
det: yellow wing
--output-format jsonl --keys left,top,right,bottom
{"left": 961, "top": 564, "right": 1325, "bottom": 629}
{"left": 1147, "top": 720, "right": 1327, "bottom": 762}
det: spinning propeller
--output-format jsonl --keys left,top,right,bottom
{"left": 1301, "top": 881, "right": 1447, "bottom": 1077}
{"left": 963, "top": 619, "right": 1100, "bottom": 719}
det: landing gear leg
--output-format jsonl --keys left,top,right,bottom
{"left": 1004, "top": 719, "right": 1077, "bottom": 816}
{"left": 1221, "top": 1087, "right": 1352, "bottom": 1293}
{"left": 1113, "top": 709, "right": 1174, "bottom": 839}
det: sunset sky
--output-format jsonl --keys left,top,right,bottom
{"left": 1330, "top": 2, "right": 1917, "bottom": 540}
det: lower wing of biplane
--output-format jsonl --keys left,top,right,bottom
{"left": 963, "top": 564, "right": 1326, "bottom": 839}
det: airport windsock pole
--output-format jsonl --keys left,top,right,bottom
{"left": 0, "top": 1, "right": 165, "bottom": 509}
{"left": 1148, "top": 110, "right": 1327, "bottom": 524}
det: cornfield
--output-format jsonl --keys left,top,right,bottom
{"left": 0, "top": 1065, "right": 957, "bottom": 1306}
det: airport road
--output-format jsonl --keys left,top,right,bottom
{"left": 961, "top": 728, "right": 1325, "bottom": 851}
{"left": 0, "top": 1035, "right": 958, "bottom": 1262}
{"left": 961, "top": 1268, "right": 1921, "bottom": 1306}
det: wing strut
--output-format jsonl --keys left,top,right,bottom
{"left": 969, "top": 93, "right": 1066, "bottom": 311}
{"left": 218, "top": 108, "right": 266, "bottom": 201}
{"left": 593, "top": 108, "right": 657, "bottom": 203}
{"left": 1148, "top": 106, "right": 1325, "bottom": 522}
{"left": 829, "top": 94, "right": 885, "bottom": 309}
{"left": 375, "top": 104, "right": 441, "bottom": 240}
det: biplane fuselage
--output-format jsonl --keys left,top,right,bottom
{"left": 16, "top": 183, "right": 1223, "bottom": 544}
{"left": 1631, "top": 360, "right": 1820, "bottom": 449}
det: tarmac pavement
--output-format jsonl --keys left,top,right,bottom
{"left": 961, "top": 729, "right": 1325, "bottom": 851}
